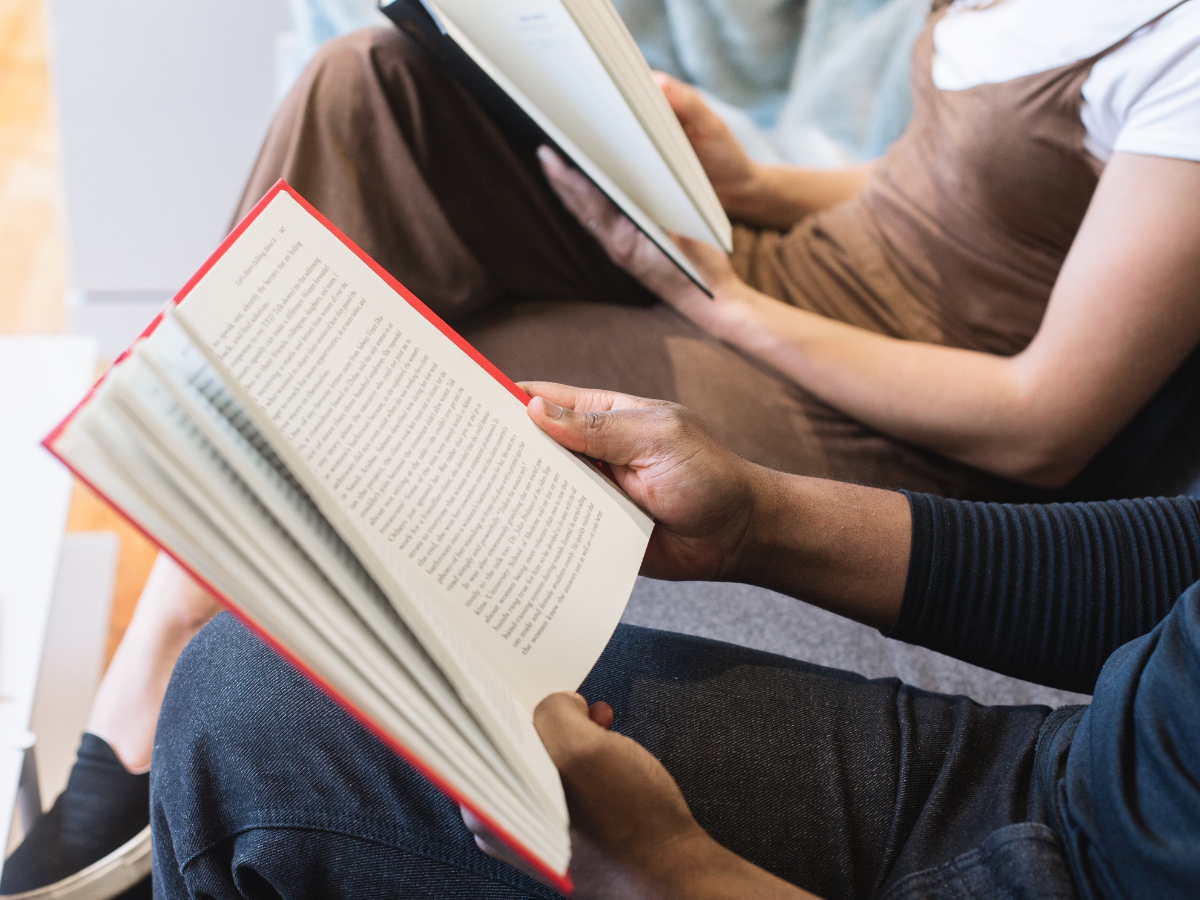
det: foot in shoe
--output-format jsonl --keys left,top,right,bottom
{"left": 0, "top": 734, "right": 150, "bottom": 895}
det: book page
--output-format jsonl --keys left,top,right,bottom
{"left": 52, "top": 391, "right": 568, "bottom": 867}
{"left": 424, "top": 0, "right": 719, "bottom": 247}
{"left": 422, "top": 8, "right": 711, "bottom": 292}
{"left": 173, "top": 189, "right": 653, "bottom": 718}
{"left": 558, "top": 0, "right": 731, "bottom": 249}
{"left": 128, "top": 325, "right": 538, "bottom": 801}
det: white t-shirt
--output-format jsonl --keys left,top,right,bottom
{"left": 932, "top": 0, "right": 1200, "bottom": 164}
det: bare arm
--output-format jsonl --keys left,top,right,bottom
{"left": 544, "top": 146, "right": 1200, "bottom": 489}
{"left": 743, "top": 162, "right": 875, "bottom": 227}
{"left": 703, "top": 153, "right": 1200, "bottom": 487}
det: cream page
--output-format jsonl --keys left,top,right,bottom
{"left": 430, "top": 11, "right": 710, "bottom": 290}
{"left": 428, "top": 0, "right": 718, "bottom": 246}
{"left": 173, "top": 190, "right": 653, "bottom": 713}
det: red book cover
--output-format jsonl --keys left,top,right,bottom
{"left": 43, "top": 180, "right": 574, "bottom": 896}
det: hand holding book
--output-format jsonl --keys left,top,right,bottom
{"left": 469, "top": 690, "right": 724, "bottom": 900}
{"left": 516, "top": 378, "right": 911, "bottom": 634}
{"left": 380, "top": 0, "right": 732, "bottom": 292}
{"left": 649, "top": 73, "right": 765, "bottom": 223}
{"left": 517, "top": 381, "right": 763, "bottom": 584}
{"left": 536, "top": 146, "right": 756, "bottom": 335}
{"left": 462, "top": 384, "right": 868, "bottom": 899}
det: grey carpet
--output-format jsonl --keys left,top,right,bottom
{"left": 621, "top": 578, "right": 1090, "bottom": 708}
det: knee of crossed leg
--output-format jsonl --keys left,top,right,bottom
{"left": 299, "top": 26, "right": 429, "bottom": 127}
{"left": 154, "top": 613, "right": 259, "bottom": 767}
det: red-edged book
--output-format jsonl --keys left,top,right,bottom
{"left": 43, "top": 181, "right": 653, "bottom": 893}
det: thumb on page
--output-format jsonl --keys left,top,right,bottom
{"left": 532, "top": 692, "right": 607, "bottom": 772}
{"left": 527, "top": 396, "right": 650, "bottom": 466}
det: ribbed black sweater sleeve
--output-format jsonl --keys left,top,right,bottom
{"left": 889, "top": 494, "right": 1200, "bottom": 694}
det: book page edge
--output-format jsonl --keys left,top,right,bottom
{"left": 42, "top": 421, "right": 572, "bottom": 893}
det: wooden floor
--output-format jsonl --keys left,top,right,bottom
{"left": 1, "top": 0, "right": 155, "bottom": 662}
{"left": 0, "top": 0, "right": 61, "bottom": 334}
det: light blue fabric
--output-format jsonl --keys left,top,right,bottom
{"left": 610, "top": 0, "right": 929, "bottom": 165}
{"left": 284, "top": 0, "right": 929, "bottom": 165}
{"left": 284, "top": 0, "right": 387, "bottom": 63}
{"left": 278, "top": 0, "right": 388, "bottom": 97}
{"left": 774, "top": 0, "right": 930, "bottom": 165}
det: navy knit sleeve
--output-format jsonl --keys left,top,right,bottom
{"left": 889, "top": 494, "right": 1200, "bottom": 694}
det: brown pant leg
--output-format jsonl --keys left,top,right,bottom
{"left": 236, "top": 27, "right": 653, "bottom": 323}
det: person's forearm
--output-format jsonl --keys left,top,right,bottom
{"left": 894, "top": 494, "right": 1200, "bottom": 692}
{"left": 740, "top": 480, "right": 1200, "bottom": 692}
{"left": 740, "top": 467, "right": 911, "bottom": 631}
{"left": 662, "top": 833, "right": 823, "bottom": 900}
{"left": 730, "top": 163, "right": 874, "bottom": 230}
{"left": 719, "top": 288, "right": 1088, "bottom": 488}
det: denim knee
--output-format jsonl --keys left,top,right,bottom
{"left": 150, "top": 613, "right": 555, "bottom": 898}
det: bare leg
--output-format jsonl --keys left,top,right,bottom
{"left": 86, "top": 554, "right": 222, "bottom": 773}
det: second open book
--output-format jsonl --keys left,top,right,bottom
{"left": 44, "top": 182, "right": 653, "bottom": 894}
{"left": 380, "top": 0, "right": 732, "bottom": 293}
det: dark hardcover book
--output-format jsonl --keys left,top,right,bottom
{"left": 383, "top": 0, "right": 551, "bottom": 152}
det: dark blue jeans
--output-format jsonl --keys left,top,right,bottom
{"left": 151, "top": 614, "right": 1081, "bottom": 900}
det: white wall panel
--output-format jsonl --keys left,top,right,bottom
{"left": 46, "top": 0, "right": 291, "bottom": 297}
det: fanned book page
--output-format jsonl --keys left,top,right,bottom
{"left": 44, "top": 181, "right": 654, "bottom": 893}
{"left": 379, "top": 0, "right": 732, "bottom": 294}
{"left": 425, "top": 0, "right": 727, "bottom": 246}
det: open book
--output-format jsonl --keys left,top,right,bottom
{"left": 44, "top": 182, "right": 654, "bottom": 893}
{"left": 380, "top": 0, "right": 732, "bottom": 294}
